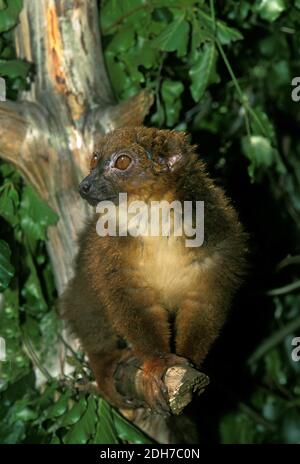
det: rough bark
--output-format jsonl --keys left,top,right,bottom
{"left": 0, "top": 0, "right": 208, "bottom": 443}
{"left": 1, "top": 0, "right": 154, "bottom": 292}
{"left": 116, "top": 363, "right": 209, "bottom": 416}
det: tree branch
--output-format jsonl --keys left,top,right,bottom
{"left": 114, "top": 358, "right": 209, "bottom": 416}
{"left": 0, "top": 100, "right": 64, "bottom": 198}
{"left": 0, "top": 101, "right": 29, "bottom": 166}
{"left": 109, "top": 90, "right": 154, "bottom": 128}
{"left": 85, "top": 90, "right": 154, "bottom": 142}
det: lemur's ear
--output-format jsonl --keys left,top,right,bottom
{"left": 158, "top": 131, "right": 190, "bottom": 172}
{"left": 152, "top": 152, "right": 183, "bottom": 174}
{"left": 166, "top": 153, "right": 184, "bottom": 171}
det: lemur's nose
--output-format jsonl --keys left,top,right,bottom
{"left": 79, "top": 178, "right": 91, "bottom": 196}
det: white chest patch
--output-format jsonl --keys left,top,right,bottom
{"left": 136, "top": 236, "right": 213, "bottom": 309}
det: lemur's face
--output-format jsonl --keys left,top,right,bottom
{"left": 78, "top": 127, "right": 190, "bottom": 206}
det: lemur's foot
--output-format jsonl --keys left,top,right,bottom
{"left": 139, "top": 354, "right": 191, "bottom": 416}
{"left": 139, "top": 357, "right": 171, "bottom": 416}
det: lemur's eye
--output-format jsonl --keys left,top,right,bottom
{"left": 90, "top": 151, "right": 100, "bottom": 170}
{"left": 114, "top": 154, "right": 132, "bottom": 171}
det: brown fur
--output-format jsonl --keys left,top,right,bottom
{"left": 60, "top": 127, "right": 248, "bottom": 412}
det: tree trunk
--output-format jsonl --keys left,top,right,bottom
{"left": 6, "top": 0, "right": 152, "bottom": 293}
{"left": 0, "top": 0, "right": 207, "bottom": 444}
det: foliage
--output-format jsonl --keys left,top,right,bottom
{"left": 0, "top": 161, "right": 152, "bottom": 444}
{"left": 101, "top": 0, "right": 300, "bottom": 443}
{"left": 1, "top": 0, "right": 300, "bottom": 444}
{"left": 0, "top": 0, "right": 154, "bottom": 445}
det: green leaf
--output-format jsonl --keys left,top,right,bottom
{"left": 39, "top": 311, "right": 60, "bottom": 360}
{"left": 216, "top": 22, "right": 244, "bottom": 45}
{"left": 106, "top": 27, "right": 135, "bottom": 53}
{"left": 197, "top": 11, "right": 243, "bottom": 45}
{"left": 0, "top": 1, "right": 7, "bottom": 11}
{"left": 50, "top": 435, "right": 60, "bottom": 444}
{"left": 33, "top": 382, "right": 58, "bottom": 410}
{"left": 21, "top": 252, "right": 48, "bottom": 314}
{"left": 189, "top": 42, "right": 218, "bottom": 102}
{"left": 0, "top": 240, "right": 14, "bottom": 291}
{"left": 60, "top": 399, "right": 87, "bottom": 427}
{"left": 101, "top": 0, "right": 146, "bottom": 33}
{"left": 0, "top": 182, "right": 19, "bottom": 226}
{"left": 249, "top": 108, "right": 275, "bottom": 141}
{"left": 47, "top": 391, "right": 72, "bottom": 419}
{"left": 0, "top": 59, "right": 29, "bottom": 79}
{"left": 112, "top": 408, "right": 153, "bottom": 444}
{"left": 254, "top": 0, "right": 286, "bottom": 22}
{"left": 265, "top": 348, "right": 287, "bottom": 385}
{"left": 242, "top": 135, "right": 274, "bottom": 179}
{"left": 20, "top": 186, "right": 58, "bottom": 243}
{"left": 269, "top": 60, "right": 290, "bottom": 87}
{"left": 0, "top": 0, "right": 22, "bottom": 33}
{"left": 161, "top": 79, "right": 184, "bottom": 126}
{"left": 105, "top": 52, "right": 131, "bottom": 98}
{"left": 151, "top": 13, "right": 189, "bottom": 57}
{"left": 161, "top": 79, "right": 184, "bottom": 101}
{"left": 190, "top": 16, "right": 206, "bottom": 61}
{"left": 262, "top": 394, "right": 285, "bottom": 421}
{"left": 132, "top": 37, "right": 157, "bottom": 69}
{"left": 150, "top": 100, "right": 165, "bottom": 126}
{"left": 121, "top": 48, "right": 145, "bottom": 85}
{"left": 0, "top": 421, "right": 25, "bottom": 444}
{"left": 13, "top": 402, "right": 38, "bottom": 422}
{"left": 63, "top": 396, "right": 97, "bottom": 444}
{"left": 93, "top": 399, "right": 119, "bottom": 444}
{"left": 0, "top": 161, "right": 20, "bottom": 179}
